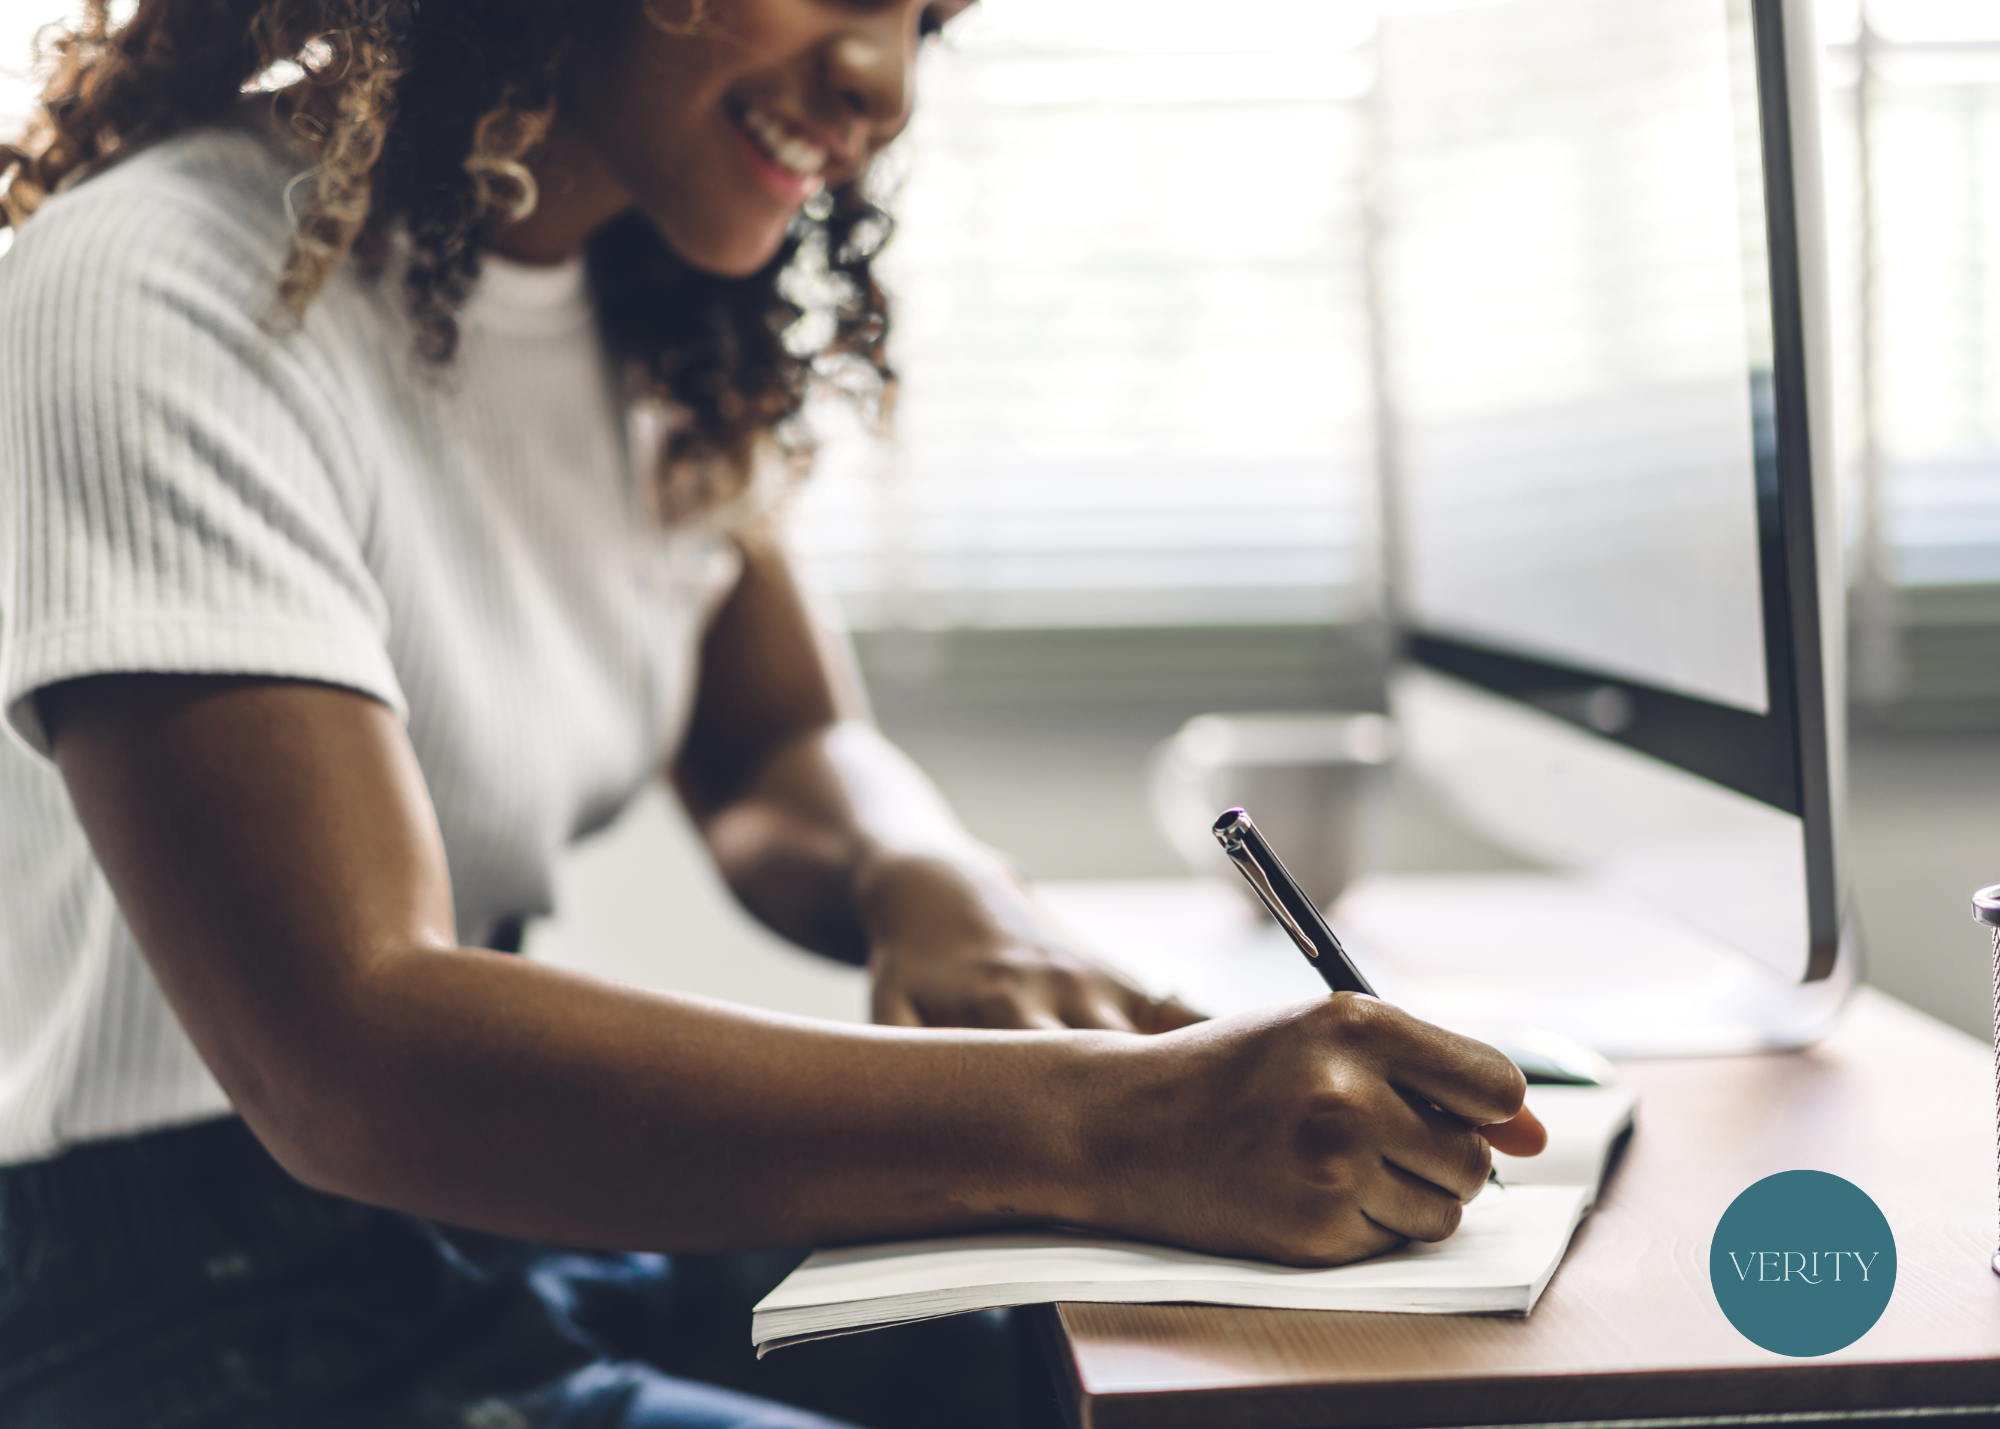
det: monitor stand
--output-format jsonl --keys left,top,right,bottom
{"left": 1035, "top": 872, "right": 1856, "bottom": 1059}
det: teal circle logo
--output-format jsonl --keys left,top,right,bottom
{"left": 1710, "top": 1170, "right": 1895, "bottom": 1356}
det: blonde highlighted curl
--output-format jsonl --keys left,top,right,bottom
{"left": 0, "top": 0, "right": 895, "bottom": 514}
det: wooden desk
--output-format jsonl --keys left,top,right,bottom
{"left": 1044, "top": 988, "right": 2000, "bottom": 1428}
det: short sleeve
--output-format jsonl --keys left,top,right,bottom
{"left": 0, "top": 150, "right": 407, "bottom": 758}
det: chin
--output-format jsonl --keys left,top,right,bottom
{"left": 650, "top": 208, "right": 791, "bottom": 279}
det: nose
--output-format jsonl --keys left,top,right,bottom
{"left": 824, "top": 14, "right": 913, "bottom": 127}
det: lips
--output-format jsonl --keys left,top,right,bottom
{"left": 728, "top": 97, "right": 830, "bottom": 194}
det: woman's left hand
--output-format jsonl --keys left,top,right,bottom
{"left": 859, "top": 854, "right": 1206, "bottom": 1033}
{"left": 678, "top": 538, "right": 1204, "bottom": 1036}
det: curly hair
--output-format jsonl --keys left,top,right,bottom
{"left": 0, "top": 0, "right": 895, "bottom": 516}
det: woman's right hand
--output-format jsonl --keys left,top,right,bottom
{"left": 1067, "top": 993, "right": 1546, "bottom": 1267}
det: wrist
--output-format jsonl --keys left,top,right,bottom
{"left": 1018, "top": 1028, "right": 1165, "bottom": 1231}
{"left": 854, "top": 849, "right": 1014, "bottom": 956}
{"left": 998, "top": 1030, "right": 1122, "bottom": 1227}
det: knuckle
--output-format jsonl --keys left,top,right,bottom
{"left": 1308, "top": 997, "right": 1383, "bottom": 1060}
{"left": 979, "top": 958, "right": 1027, "bottom": 990}
{"left": 1305, "top": 1152, "right": 1362, "bottom": 1201}
{"left": 1095, "top": 965, "right": 1142, "bottom": 998}
{"left": 1328, "top": 991, "right": 1388, "bottom": 1036}
{"left": 1460, "top": 1035, "right": 1528, "bottom": 1113}
{"left": 1465, "top": 1135, "right": 1495, "bottom": 1192}
{"left": 1302, "top": 1219, "right": 1406, "bottom": 1267}
{"left": 1092, "top": 998, "right": 1137, "bottom": 1031}
{"left": 1308, "top": 1069, "right": 1364, "bottom": 1116}
{"left": 1410, "top": 1199, "right": 1464, "bottom": 1243}
{"left": 1264, "top": 1215, "right": 1352, "bottom": 1268}
{"left": 1434, "top": 1127, "right": 1493, "bottom": 1197}
{"left": 1298, "top": 1098, "right": 1365, "bottom": 1162}
{"left": 1048, "top": 966, "right": 1091, "bottom": 1000}
{"left": 973, "top": 989, "right": 1026, "bottom": 1025}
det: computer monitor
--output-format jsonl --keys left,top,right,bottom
{"left": 1373, "top": 0, "right": 1851, "bottom": 1050}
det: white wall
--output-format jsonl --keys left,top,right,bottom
{"left": 0, "top": 3, "right": 66, "bottom": 134}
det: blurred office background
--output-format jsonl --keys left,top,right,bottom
{"left": 2, "top": 0, "right": 1996, "bottom": 1038}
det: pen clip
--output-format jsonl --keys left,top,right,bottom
{"left": 1215, "top": 828, "right": 1323, "bottom": 963}
{"left": 1212, "top": 807, "right": 1377, "bottom": 998}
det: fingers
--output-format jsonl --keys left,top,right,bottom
{"left": 1479, "top": 1104, "right": 1548, "bottom": 1158}
{"left": 979, "top": 973, "right": 1131, "bottom": 1030}
{"left": 1379, "top": 1088, "right": 1495, "bottom": 1203}
{"left": 1088, "top": 963, "right": 1207, "bottom": 1034}
{"left": 880, "top": 954, "right": 1175, "bottom": 1032}
{"left": 1364, "top": 1159, "right": 1468, "bottom": 1243}
{"left": 870, "top": 946, "right": 1202, "bottom": 1034}
{"left": 925, "top": 990, "right": 1070, "bottom": 1030}
{"left": 1117, "top": 982, "right": 1207, "bottom": 1034}
{"left": 1291, "top": 1101, "right": 1480, "bottom": 1256}
{"left": 1314, "top": 1212, "right": 1411, "bottom": 1267}
{"left": 1066, "top": 966, "right": 1209, "bottom": 1033}
{"left": 871, "top": 986, "right": 924, "bottom": 1027}
{"left": 1055, "top": 975, "right": 1140, "bottom": 1033}
{"left": 1338, "top": 997, "right": 1527, "bottom": 1129}
{"left": 890, "top": 977, "right": 1112, "bottom": 1031}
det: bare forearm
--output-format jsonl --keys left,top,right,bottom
{"left": 261, "top": 944, "right": 1100, "bottom": 1251}
{"left": 694, "top": 721, "right": 1044, "bottom": 958}
{"left": 698, "top": 793, "right": 874, "bottom": 963}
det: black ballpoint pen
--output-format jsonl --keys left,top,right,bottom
{"left": 1211, "top": 806, "right": 1505, "bottom": 1189}
{"left": 1211, "top": 807, "right": 1375, "bottom": 996}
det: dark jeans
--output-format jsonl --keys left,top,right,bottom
{"left": 0, "top": 1118, "right": 1059, "bottom": 1429}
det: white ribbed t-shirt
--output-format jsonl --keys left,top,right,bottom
{"left": 0, "top": 114, "right": 743, "bottom": 1164}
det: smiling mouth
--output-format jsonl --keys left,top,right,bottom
{"left": 728, "top": 98, "right": 830, "bottom": 192}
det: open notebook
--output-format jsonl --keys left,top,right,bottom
{"left": 753, "top": 1084, "right": 1635, "bottom": 1354}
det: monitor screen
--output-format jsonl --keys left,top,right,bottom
{"left": 1384, "top": 0, "right": 1825, "bottom": 823}
{"left": 1380, "top": 0, "right": 1843, "bottom": 986}
{"left": 1389, "top": 0, "right": 1776, "bottom": 718}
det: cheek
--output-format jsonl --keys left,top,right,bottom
{"left": 639, "top": 172, "right": 795, "bottom": 278}
{"left": 576, "top": 18, "right": 722, "bottom": 182}
{"left": 561, "top": 23, "right": 803, "bottom": 273}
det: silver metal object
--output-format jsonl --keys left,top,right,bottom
{"left": 1213, "top": 816, "right": 1325, "bottom": 969}
{"left": 1210, "top": 807, "right": 1375, "bottom": 997}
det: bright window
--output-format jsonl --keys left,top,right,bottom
{"left": 786, "top": 0, "right": 1382, "bottom": 630}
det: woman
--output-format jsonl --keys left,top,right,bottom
{"left": 0, "top": 1, "right": 1546, "bottom": 1425}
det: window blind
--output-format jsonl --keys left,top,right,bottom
{"left": 785, "top": 0, "right": 1382, "bottom": 631}
{"left": 6, "top": 0, "right": 1997, "bottom": 633}
{"left": 1852, "top": 27, "right": 2000, "bottom": 587}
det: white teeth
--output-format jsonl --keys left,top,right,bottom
{"left": 739, "top": 103, "right": 828, "bottom": 181}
